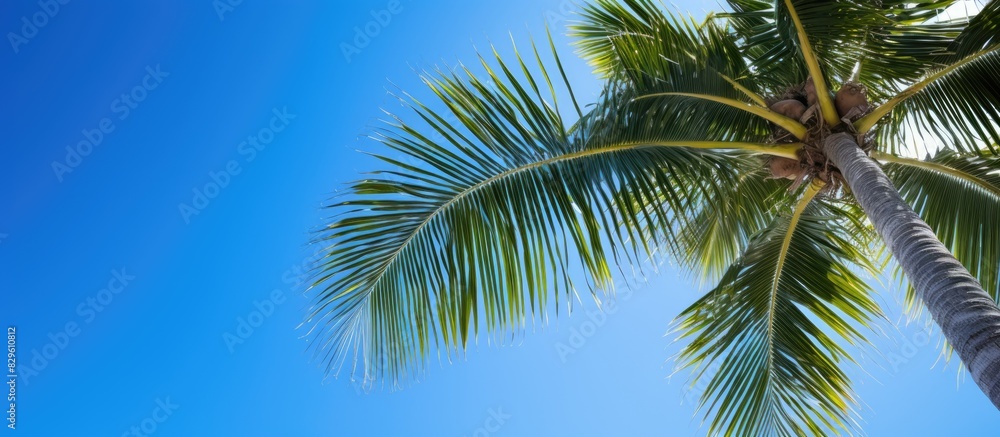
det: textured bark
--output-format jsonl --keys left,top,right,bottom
{"left": 825, "top": 133, "right": 1000, "bottom": 410}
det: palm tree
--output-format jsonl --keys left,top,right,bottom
{"left": 307, "top": 0, "right": 1000, "bottom": 434}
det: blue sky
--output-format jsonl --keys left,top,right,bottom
{"left": 1, "top": 1, "right": 998, "bottom": 435}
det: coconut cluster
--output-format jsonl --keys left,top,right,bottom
{"left": 763, "top": 78, "right": 871, "bottom": 184}
{"left": 769, "top": 78, "right": 870, "bottom": 125}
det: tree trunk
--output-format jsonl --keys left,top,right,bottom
{"left": 824, "top": 132, "right": 1000, "bottom": 410}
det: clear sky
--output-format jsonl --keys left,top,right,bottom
{"left": 1, "top": 1, "right": 998, "bottom": 436}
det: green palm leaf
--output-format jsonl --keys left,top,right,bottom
{"left": 722, "top": 0, "right": 893, "bottom": 93}
{"left": 723, "top": 0, "right": 987, "bottom": 104}
{"left": 855, "top": 1, "right": 1000, "bottom": 154}
{"left": 868, "top": 44, "right": 1000, "bottom": 155}
{"left": 675, "top": 184, "right": 883, "bottom": 436}
{"left": 831, "top": 1, "right": 967, "bottom": 101}
{"left": 936, "top": 0, "right": 1000, "bottom": 61}
{"left": 881, "top": 149, "right": 1000, "bottom": 310}
{"left": 307, "top": 35, "right": 785, "bottom": 385}
{"left": 572, "top": 0, "right": 775, "bottom": 143}
{"left": 853, "top": 1, "right": 962, "bottom": 88}
{"left": 673, "top": 163, "right": 793, "bottom": 284}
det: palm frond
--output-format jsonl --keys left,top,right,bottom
{"left": 637, "top": 92, "right": 809, "bottom": 139}
{"left": 675, "top": 183, "right": 883, "bottom": 436}
{"left": 722, "top": 0, "right": 892, "bottom": 93}
{"left": 937, "top": 0, "right": 1000, "bottom": 62}
{"left": 870, "top": 43, "right": 1000, "bottom": 155}
{"left": 722, "top": 0, "right": 992, "bottom": 106}
{"left": 780, "top": 0, "right": 841, "bottom": 124}
{"left": 840, "top": 1, "right": 962, "bottom": 100}
{"left": 574, "top": 0, "right": 746, "bottom": 85}
{"left": 858, "top": 43, "right": 999, "bottom": 129}
{"left": 306, "top": 36, "right": 785, "bottom": 385}
{"left": 880, "top": 149, "right": 1000, "bottom": 311}
{"left": 673, "top": 163, "right": 794, "bottom": 284}
{"left": 855, "top": 1, "right": 1000, "bottom": 154}
{"left": 572, "top": 0, "right": 775, "bottom": 143}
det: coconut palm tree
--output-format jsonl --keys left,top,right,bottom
{"left": 307, "top": 0, "right": 1000, "bottom": 434}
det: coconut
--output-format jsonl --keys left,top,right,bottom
{"left": 769, "top": 157, "right": 801, "bottom": 180}
{"left": 803, "top": 77, "right": 818, "bottom": 107}
{"left": 769, "top": 99, "right": 807, "bottom": 120}
{"left": 835, "top": 83, "right": 869, "bottom": 119}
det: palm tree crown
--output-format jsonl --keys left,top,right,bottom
{"left": 307, "top": 0, "right": 1000, "bottom": 434}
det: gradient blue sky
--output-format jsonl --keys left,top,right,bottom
{"left": 1, "top": 1, "right": 998, "bottom": 436}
